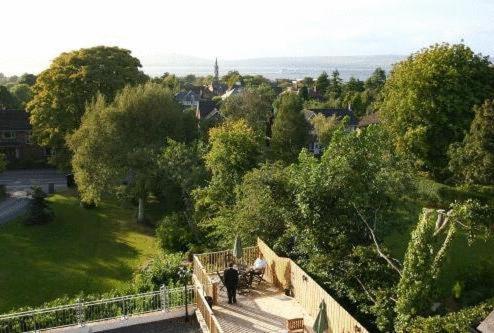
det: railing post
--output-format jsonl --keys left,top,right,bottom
{"left": 212, "top": 282, "right": 219, "bottom": 305}
{"left": 160, "top": 285, "right": 167, "bottom": 312}
{"left": 76, "top": 299, "right": 85, "bottom": 327}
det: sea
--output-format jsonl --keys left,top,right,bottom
{"left": 141, "top": 55, "right": 405, "bottom": 81}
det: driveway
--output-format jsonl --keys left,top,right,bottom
{"left": 0, "top": 169, "right": 67, "bottom": 192}
{"left": 0, "top": 169, "right": 67, "bottom": 225}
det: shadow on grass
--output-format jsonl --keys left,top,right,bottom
{"left": 0, "top": 192, "right": 159, "bottom": 313}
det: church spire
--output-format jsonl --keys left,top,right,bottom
{"left": 214, "top": 58, "right": 219, "bottom": 81}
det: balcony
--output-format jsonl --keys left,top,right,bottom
{"left": 193, "top": 239, "right": 367, "bottom": 333}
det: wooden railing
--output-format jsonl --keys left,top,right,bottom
{"left": 195, "top": 284, "right": 224, "bottom": 333}
{"left": 257, "top": 239, "right": 368, "bottom": 333}
{"left": 195, "top": 246, "right": 259, "bottom": 274}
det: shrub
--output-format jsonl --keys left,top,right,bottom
{"left": 131, "top": 252, "right": 184, "bottom": 292}
{"left": 24, "top": 187, "right": 54, "bottom": 225}
{"left": 156, "top": 213, "right": 193, "bottom": 253}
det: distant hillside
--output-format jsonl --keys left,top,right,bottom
{"left": 141, "top": 54, "right": 405, "bottom": 80}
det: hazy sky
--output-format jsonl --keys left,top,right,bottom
{"left": 2, "top": 0, "right": 493, "bottom": 75}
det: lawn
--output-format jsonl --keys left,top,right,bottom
{"left": 0, "top": 191, "right": 159, "bottom": 313}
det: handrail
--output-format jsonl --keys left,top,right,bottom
{"left": 194, "top": 284, "right": 223, "bottom": 333}
{"left": 0, "top": 286, "right": 195, "bottom": 333}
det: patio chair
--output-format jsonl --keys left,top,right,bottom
{"left": 286, "top": 318, "right": 304, "bottom": 333}
{"left": 237, "top": 272, "right": 254, "bottom": 295}
{"left": 251, "top": 267, "right": 265, "bottom": 286}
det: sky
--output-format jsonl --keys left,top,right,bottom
{"left": 1, "top": 0, "right": 493, "bottom": 75}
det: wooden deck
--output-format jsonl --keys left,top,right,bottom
{"left": 212, "top": 280, "right": 314, "bottom": 333}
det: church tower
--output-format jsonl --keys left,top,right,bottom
{"left": 214, "top": 58, "right": 219, "bottom": 81}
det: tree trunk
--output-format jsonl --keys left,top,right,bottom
{"left": 137, "top": 197, "right": 145, "bottom": 223}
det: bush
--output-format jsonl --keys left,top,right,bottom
{"left": 131, "top": 252, "right": 184, "bottom": 292}
{"left": 408, "top": 298, "right": 494, "bottom": 333}
{"left": 24, "top": 187, "right": 54, "bottom": 225}
{"left": 156, "top": 213, "right": 194, "bottom": 253}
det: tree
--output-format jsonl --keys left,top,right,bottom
{"left": 222, "top": 70, "right": 243, "bottom": 88}
{"left": 315, "top": 71, "right": 329, "bottom": 95}
{"left": 365, "top": 67, "right": 386, "bottom": 91}
{"left": 18, "top": 73, "right": 37, "bottom": 86}
{"left": 309, "top": 113, "right": 340, "bottom": 147}
{"left": 194, "top": 120, "right": 261, "bottom": 217}
{"left": 0, "top": 86, "right": 18, "bottom": 109}
{"left": 380, "top": 43, "right": 494, "bottom": 179}
{"left": 298, "top": 85, "right": 309, "bottom": 100}
{"left": 448, "top": 99, "right": 494, "bottom": 185}
{"left": 68, "top": 83, "right": 191, "bottom": 223}
{"left": 220, "top": 84, "right": 275, "bottom": 136}
{"left": 271, "top": 94, "right": 309, "bottom": 163}
{"left": 9, "top": 84, "right": 33, "bottom": 109}
{"left": 28, "top": 46, "right": 147, "bottom": 169}
{"left": 395, "top": 200, "right": 493, "bottom": 332}
{"left": 24, "top": 186, "right": 54, "bottom": 225}
{"left": 328, "top": 70, "right": 343, "bottom": 97}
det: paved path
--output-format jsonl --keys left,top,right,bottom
{"left": 0, "top": 169, "right": 67, "bottom": 225}
{"left": 0, "top": 169, "right": 67, "bottom": 192}
{"left": 0, "top": 191, "right": 31, "bottom": 225}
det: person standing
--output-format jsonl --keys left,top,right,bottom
{"left": 223, "top": 262, "right": 239, "bottom": 304}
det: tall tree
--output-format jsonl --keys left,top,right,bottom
{"left": 0, "top": 86, "right": 18, "bottom": 109}
{"left": 18, "top": 73, "right": 37, "bottom": 86}
{"left": 194, "top": 119, "right": 261, "bottom": 215}
{"left": 448, "top": 99, "right": 494, "bottom": 185}
{"left": 9, "top": 84, "right": 33, "bottom": 109}
{"left": 315, "top": 71, "right": 330, "bottom": 95}
{"left": 380, "top": 43, "right": 494, "bottom": 179}
{"left": 28, "top": 46, "right": 147, "bottom": 169}
{"left": 328, "top": 70, "right": 343, "bottom": 97}
{"left": 68, "top": 83, "right": 191, "bottom": 223}
{"left": 220, "top": 84, "right": 275, "bottom": 136}
{"left": 271, "top": 94, "right": 309, "bottom": 163}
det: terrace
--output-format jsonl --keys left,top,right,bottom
{"left": 193, "top": 239, "right": 367, "bottom": 333}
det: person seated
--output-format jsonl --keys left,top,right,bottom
{"left": 250, "top": 253, "right": 267, "bottom": 274}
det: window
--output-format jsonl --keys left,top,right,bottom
{"left": 1, "top": 131, "right": 16, "bottom": 140}
{"left": 26, "top": 131, "right": 33, "bottom": 144}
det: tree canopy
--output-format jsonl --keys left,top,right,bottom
{"left": 448, "top": 99, "right": 494, "bottom": 185}
{"left": 380, "top": 43, "right": 494, "bottom": 179}
{"left": 271, "top": 93, "right": 309, "bottom": 163}
{"left": 28, "top": 46, "right": 147, "bottom": 169}
{"left": 68, "top": 83, "right": 192, "bottom": 222}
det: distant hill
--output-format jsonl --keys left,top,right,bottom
{"left": 141, "top": 54, "right": 405, "bottom": 80}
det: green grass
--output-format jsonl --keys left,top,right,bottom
{"left": 383, "top": 178, "right": 494, "bottom": 304}
{"left": 0, "top": 191, "right": 159, "bottom": 313}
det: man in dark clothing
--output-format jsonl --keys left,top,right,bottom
{"left": 223, "top": 262, "right": 239, "bottom": 304}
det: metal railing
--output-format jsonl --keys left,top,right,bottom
{"left": 0, "top": 286, "right": 195, "bottom": 333}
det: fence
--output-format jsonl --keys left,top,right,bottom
{"left": 0, "top": 286, "right": 194, "bottom": 333}
{"left": 195, "top": 285, "right": 223, "bottom": 333}
{"left": 257, "top": 239, "right": 368, "bottom": 333}
{"left": 195, "top": 246, "right": 259, "bottom": 274}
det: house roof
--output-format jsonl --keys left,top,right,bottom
{"left": 357, "top": 112, "right": 380, "bottom": 128}
{"left": 221, "top": 87, "right": 244, "bottom": 100}
{"left": 175, "top": 90, "right": 200, "bottom": 102}
{"left": 305, "top": 108, "right": 357, "bottom": 126}
{"left": 478, "top": 310, "right": 494, "bottom": 333}
{"left": 0, "top": 109, "right": 31, "bottom": 131}
{"left": 196, "top": 100, "right": 219, "bottom": 120}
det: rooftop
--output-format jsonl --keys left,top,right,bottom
{"left": 0, "top": 109, "right": 31, "bottom": 131}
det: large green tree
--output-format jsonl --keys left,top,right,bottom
{"left": 380, "top": 43, "right": 494, "bottom": 179}
{"left": 68, "top": 83, "right": 191, "bottom": 223}
{"left": 28, "top": 46, "right": 147, "bottom": 169}
{"left": 0, "top": 86, "right": 18, "bottom": 109}
{"left": 220, "top": 84, "right": 275, "bottom": 136}
{"left": 9, "top": 84, "right": 33, "bottom": 109}
{"left": 271, "top": 94, "right": 309, "bottom": 162}
{"left": 448, "top": 99, "right": 494, "bottom": 185}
